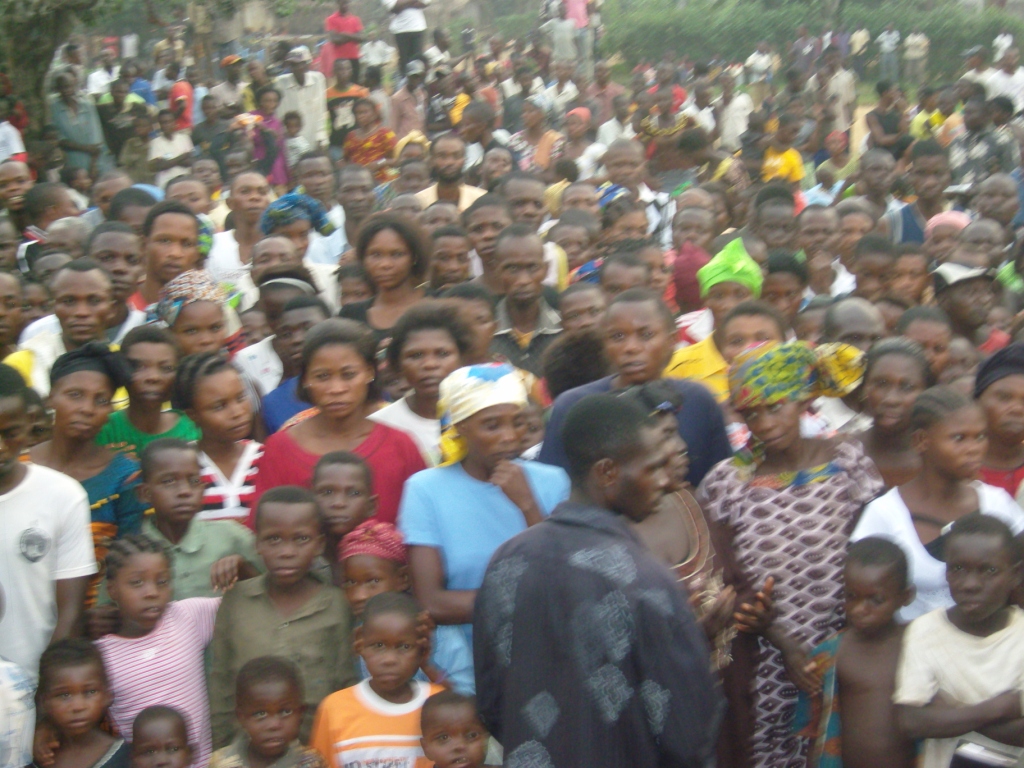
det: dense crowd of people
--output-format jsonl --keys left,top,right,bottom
{"left": 8, "top": 8, "right": 1024, "bottom": 768}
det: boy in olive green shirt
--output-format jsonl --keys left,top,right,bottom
{"left": 208, "top": 487, "right": 358, "bottom": 749}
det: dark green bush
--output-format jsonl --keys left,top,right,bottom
{"left": 601, "top": 0, "right": 1024, "bottom": 82}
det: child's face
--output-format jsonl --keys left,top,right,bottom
{"left": 559, "top": 288, "right": 607, "bottom": 335}
{"left": 50, "top": 371, "right": 115, "bottom": 443}
{"left": 131, "top": 715, "right": 192, "bottom": 768}
{"left": 794, "top": 307, "right": 826, "bottom": 344}
{"left": 915, "top": 404, "right": 987, "bottom": 480}
{"left": 25, "top": 402, "right": 52, "bottom": 447}
{"left": 359, "top": 611, "right": 422, "bottom": 697}
{"left": 939, "top": 338, "right": 979, "bottom": 385}
{"left": 108, "top": 552, "right": 173, "bottom": 633}
{"left": 862, "top": 354, "right": 926, "bottom": 432}
{"left": 284, "top": 118, "right": 301, "bottom": 138}
{"left": 852, "top": 254, "right": 894, "bottom": 302}
{"left": 837, "top": 212, "right": 874, "bottom": 261}
{"left": 924, "top": 224, "right": 962, "bottom": 264}
{"left": 704, "top": 281, "right": 753, "bottom": 327}
{"left": 889, "top": 254, "right": 930, "bottom": 306}
{"left": 172, "top": 300, "right": 227, "bottom": 358}
{"left": 421, "top": 702, "right": 490, "bottom": 768}
{"left": 190, "top": 369, "right": 252, "bottom": 443}
{"left": 71, "top": 168, "right": 92, "bottom": 194}
{"left": 241, "top": 310, "right": 271, "bottom": 347}
{"left": 399, "top": 328, "right": 463, "bottom": 401}
{"left": 126, "top": 341, "right": 178, "bottom": 405}
{"left": 140, "top": 448, "right": 205, "bottom": 528}
{"left": 339, "top": 276, "right": 374, "bottom": 305}
{"left": 452, "top": 298, "right": 497, "bottom": 362}
{"left": 904, "top": 319, "right": 952, "bottom": 380}
{"left": 255, "top": 502, "right": 325, "bottom": 588}
{"left": 520, "top": 403, "right": 544, "bottom": 452}
{"left": 761, "top": 272, "right": 805, "bottom": 323}
{"left": 606, "top": 211, "right": 649, "bottom": 243}
{"left": 236, "top": 679, "right": 304, "bottom": 760}
{"left": 844, "top": 561, "right": 910, "bottom": 635}
{"left": 719, "top": 314, "right": 784, "bottom": 365}
{"left": 314, "top": 463, "right": 375, "bottom": 540}
{"left": 41, "top": 662, "right": 111, "bottom": 738}
{"left": 342, "top": 554, "right": 407, "bottom": 617}
{"left": 946, "top": 533, "right": 1020, "bottom": 626}
{"left": 552, "top": 225, "right": 593, "bottom": 272}
{"left": 601, "top": 263, "right": 649, "bottom": 300}
{"left": 639, "top": 246, "right": 671, "bottom": 293}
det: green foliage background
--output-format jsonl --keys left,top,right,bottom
{"left": 602, "top": 0, "right": 1024, "bottom": 81}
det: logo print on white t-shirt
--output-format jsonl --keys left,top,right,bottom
{"left": 19, "top": 528, "right": 50, "bottom": 563}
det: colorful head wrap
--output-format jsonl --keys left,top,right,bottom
{"left": 196, "top": 213, "right": 215, "bottom": 260}
{"left": 729, "top": 341, "right": 865, "bottom": 410}
{"left": 259, "top": 193, "right": 335, "bottom": 238}
{"left": 924, "top": 210, "right": 972, "bottom": 238}
{"left": 438, "top": 363, "right": 528, "bottom": 465}
{"left": 393, "top": 130, "right": 430, "bottom": 161}
{"left": 596, "top": 182, "right": 631, "bottom": 209}
{"left": 50, "top": 342, "right": 133, "bottom": 390}
{"left": 697, "top": 238, "right": 763, "bottom": 299}
{"left": 157, "top": 269, "right": 228, "bottom": 327}
{"left": 339, "top": 520, "right": 407, "bottom": 564}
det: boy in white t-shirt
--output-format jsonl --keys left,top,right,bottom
{"left": 894, "top": 513, "right": 1024, "bottom": 768}
{"left": 0, "top": 362, "right": 96, "bottom": 679}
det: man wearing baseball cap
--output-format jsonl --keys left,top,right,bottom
{"left": 934, "top": 262, "right": 1007, "bottom": 352}
{"left": 276, "top": 46, "right": 329, "bottom": 149}
{"left": 210, "top": 54, "right": 246, "bottom": 116}
{"left": 392, "top": 60, "right": 428, "bottom": 140}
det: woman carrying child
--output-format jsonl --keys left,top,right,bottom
{"left": 30, "top": 343, "right": 147, "bottom": 602}
{"left": 698, "top": 340, "right": 883, "bottom": 768}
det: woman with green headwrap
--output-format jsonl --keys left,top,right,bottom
{"left": 697, "top": 341, "right": 883, "bottom": 768}
{"left": 665, "top": 237, "right": 769, "bottom": 401}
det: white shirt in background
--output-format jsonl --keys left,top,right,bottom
{"left": 716, "top": 92, "right": 754, "bottom": 152}
{"left": 86, "top": 66, "right": 120, "bottom": 96}
{"left": 596, "top": 118, "right": 635, "bottom": 147}
{"left": 149, "top": 131, "right": 194, "bottom": 189}
{"left": 0, "top": 122, "right": 25, "bottom": 163}
{"left": 0, "top": 465, "right": 97, "bottom": 678}
{"left": 276, "top": 71, "right": 329, "bottom": 149}
{"left": 234, "top": 336, "right": 283, "bottom": 396}
{"left": 382, "top": 0, "right": 430, "bottom": 34}
{"left": 876, "top": 30, "right": 901, "bottom": 53}
{"left": 369, "top": 397, "right": 440, "bottom": 465}
{"left": 995, "top": 32, "right": 1015, "bottom": 61}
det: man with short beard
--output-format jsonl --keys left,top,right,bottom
{"left": 414, "top": 133, "right": 485, "bottom": 212}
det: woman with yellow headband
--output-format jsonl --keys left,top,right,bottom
{"left": 398, "top": 362, "right": 570, "bottom": 663}
{"left": 697, "top": 341, "right": 883, "bottom": 768}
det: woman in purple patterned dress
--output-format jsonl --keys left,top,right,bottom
{"left": 697, "top": 341, "right": 884, "bottom": 768}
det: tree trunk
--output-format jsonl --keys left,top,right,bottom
{"left": 1, "top": 3, "right": 82, "bottom": 136}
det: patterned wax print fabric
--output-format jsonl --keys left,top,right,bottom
{"left": 473, "top": 502, "right": 723, "bottom": 768}
{"left": 697, "top": 439, "right": 883, "bottom": 768}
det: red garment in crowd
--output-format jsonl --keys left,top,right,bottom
{"left": 672, "top": 242, "right": 711, "bottom": 314}
{"left": 249, "top": 421, "right": 427, "bottom": 526}
{"left": 169, "top": 80, "right": 194, "bottom": 130}
{"left": 320, "top": 12, "right": 364, "bottom": 76}
{"left": 980, "top": 464, "right": 1024, "bottom": 499}
{"left": 980, "top": 327, "right": 1011, "bottom": 354}
{"left": 647, "top": 83, "right": 688, "bottom": 113}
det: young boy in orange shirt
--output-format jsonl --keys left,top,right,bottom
{"left": 311, "top": 592, "right": 444, "bottom": 768}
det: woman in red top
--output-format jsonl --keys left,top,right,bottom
{"left": 252, "top": 318, "right": 426, "bottom": 524}
{"left": 976, "top": 343, "right": 1024, "bottom": 501}
{"left": 343, "top": 98, "right": 397, "bottom": 184}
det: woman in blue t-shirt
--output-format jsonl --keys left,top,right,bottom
{"left": 397, "top": 363, "right": 570, "bottom": 674}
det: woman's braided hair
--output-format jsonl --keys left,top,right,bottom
{"left": 171, "top": 352, "right": 234, "bottom": 412}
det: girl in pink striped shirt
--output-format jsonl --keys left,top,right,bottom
{"left": 95, "top": 534, "right": 220, "bottom": 766}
